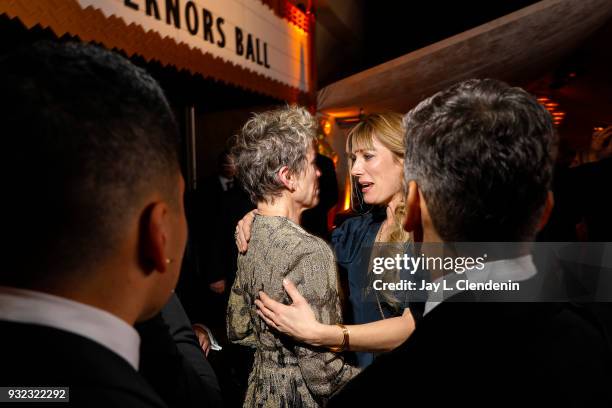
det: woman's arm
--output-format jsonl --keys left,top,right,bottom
{"left": 226, "top": 272, "right": 256, "bottom": 347}
{"left": 317, "top": 309, "right": 414, "bottom": 352}
{"left": 255, "top": 279, "right": 415, "bottom": 352}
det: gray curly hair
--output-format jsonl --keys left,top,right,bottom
{"left": 231, "top": 105, "right": 317, "bottom": 204}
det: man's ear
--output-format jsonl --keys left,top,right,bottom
{"left": 537, "top": 190, "right": 555, "bottom": 231}
{"left": 140, "top": 201, "right": 170, "bottom": 275}
{"left": 277, "top": 166, "right": 293, "bottom": 191}
{"left": 403, "top": 181, "right": 423, "bottom": 242}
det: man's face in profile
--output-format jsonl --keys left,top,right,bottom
{"left": 221, "top": 155, "right": 237, "bottom": 178}
{"left": 171, "top": 173, "right": 188, "bottom": 286}
{"left": 142, "top": 172, "right": 189, "bottom": 322}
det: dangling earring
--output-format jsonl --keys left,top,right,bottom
{"left": 165, "top": 258, "right": 174, "bottom": 264}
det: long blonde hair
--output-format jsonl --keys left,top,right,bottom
{"left": 348, "top": 113, "right": 410, "bottom": 313}
{"left": 347, "top": 113, "right": 409, "bottom": 243}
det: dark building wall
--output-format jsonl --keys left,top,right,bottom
{"left": 194, "top": 104, "right": 279, "bottom": 183}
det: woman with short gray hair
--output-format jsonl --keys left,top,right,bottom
{"left": 227, "top": 106, "right": 358, "bottom": 407}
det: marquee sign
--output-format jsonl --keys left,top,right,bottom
{"left": 1, "top": 0, "right": 313, "bottom": 102}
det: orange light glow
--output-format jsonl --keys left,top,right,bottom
{"left": 321, "top": 118, "right": 332, "bottom": 136}
{"left": 343, "top": 175, "right": 352, "bottom": 211}
{"left": 538, "top": 96, "right": 564, "bottom": 127}
{"left": 322, "top": 108, "right": 361, "bottom": 119}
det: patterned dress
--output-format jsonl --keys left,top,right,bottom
{"left": 227, "top": 215, "right": 359, "bottom": 407}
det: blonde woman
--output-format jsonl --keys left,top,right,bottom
{"left": 227, "top": 106, "right": 358, "bottom": 407}
{"left": 236, "top": 113, "right": 421, "bottom": 367}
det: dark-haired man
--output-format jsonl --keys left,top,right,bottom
{"left": 329, "top": 79, "right": 612, "bottom": 406}
{"left": 0, "top": 41, "right": 187, "bottom": 407}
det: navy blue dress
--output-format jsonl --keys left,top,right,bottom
{"left": 331, "top": 210, "right": 425, "bottom": 367}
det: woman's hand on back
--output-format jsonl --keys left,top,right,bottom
{"left": 255, "top": 279, "right": 324, "bottom": 346}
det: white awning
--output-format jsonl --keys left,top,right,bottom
{"left": 318, "top": 0, "right": 612, "bottom": 114}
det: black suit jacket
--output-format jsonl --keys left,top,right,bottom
{"left": 329, "top": 286, "right": 612, "bottom": 407}
{"left": 137, "top": 293, "right": 223, "bottom": 408}
{"left": 0, "top": 320, "right": 166, "bottom": 407}
{"left": 195, "top": 176, "right": 254, "bottom": 286}
{"left": 302, "top": 154, "right": 339, "bottom": 240}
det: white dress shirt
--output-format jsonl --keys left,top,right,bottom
{"left": 218, "top": 175, "right": 234, "bottom": 192}
{"left": 0, "top": 286, "right": 140, "bottom": 370}
{"left": 424, "top": 254, "right": 537, "bottom": 315}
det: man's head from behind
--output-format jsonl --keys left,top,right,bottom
{"left": 402, "top": 79, "right": 556, "bottom": 242}
{"left": 2, "top": 41, "right": 187, "bottom": 322}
